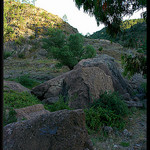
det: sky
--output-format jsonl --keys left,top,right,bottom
{"left": 35, "top": 0, "right": 146, "bottom": 35}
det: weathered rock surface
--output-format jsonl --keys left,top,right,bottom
{"left": 64, "top": 67, "right": 114, "bottom": 109}
{"left": 31, "top": 71, "right": 71, "bottom": 100}
{"left": 3, "top": 109, "right": 94, "bottom": 150}
{"left": 14, "top": 104, "right": 50, "bottom": 121}
{"left": 4, "top": 80, "right": 30, "bottom": 93}
{"left": 32, "top": 66, "right": 114, "bottom": 109}
{"left": 74, "top": 54, "right": 133, "bottom": 96}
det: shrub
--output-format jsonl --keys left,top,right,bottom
{"left": 91, "top": 91, "right": 129, "bottom": 117}
{"left": 42, "top": 28, "right": 96, "bottom": 69}
{"left": 98, "top": 47, "right": 103, "bottom": 51}
{"left": 15, "top": 75, "right": 41, "bottom": 89}
{"left": 84, "top": 92, "right": 129, "bottom": 131}
{"left": 4, "top": 51, "right": 12, "bottom": 59}
{"left": 3, "top": 107, "right": 17, "bottom": 126}
{"left": 44, "top": 95, "right": 71, "bottom": 112}
{"left": 15, "top": 35, "right": 26, "bottom": 45}
{"left": 4, "top": 91, "right": 41, "bottom": 109}
{"left": 18, "top": 52, "right": 25, "bottom": 59}
{"left": 121, "top": 53, "right": 147, "bottom": 78}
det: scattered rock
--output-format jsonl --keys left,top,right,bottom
{"left": 125, "top": 100, "right": 143, "bottom": 108}
{"left": 123, "top": 129, "right": 132, "bottom": 137}
{"left": 122, "top": 93, "right": 131, "bottom": 101}
{"left": 42, "top": 97, "right": 59, "bottom": 104}
{"left": 133, "top": 96, "right": 140, "bottom": 101}
{"left": 4, "top": 80, "right": 30, "bottom": 93}
{"left": 3, "top": 109, "right": 94, "bottom": 150}
{"left": 103, "top": 126, "right": 113, "bottom": 134}
{"left": 14, "top": 104, "right": 50, "bottom": 121}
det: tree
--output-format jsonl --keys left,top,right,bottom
{"left": 73, "top": 0, "right": 147, "bottom": 36}
{"left": 62, "top": 14, "right": 68, "bottom": 22}
{"left": 42, "top": 28, "right": 96, "bottom": 69}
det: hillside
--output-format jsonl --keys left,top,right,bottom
{"left": 4, "top": 0, "right": 78, "bottom": 43}
{"left": 88, "top": 19, "right": 147, "bottom": 50}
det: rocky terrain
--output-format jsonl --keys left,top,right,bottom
{"left": 3, "top": 1, "right": 147, "bottom": 150}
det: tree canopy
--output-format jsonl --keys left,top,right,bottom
{"left": 73, "top": 0, "right": 147, "bottom": 36}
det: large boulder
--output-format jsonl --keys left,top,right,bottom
{"left": 63, "top": 67, "right": 114, "bottom": 109}
{"left": 4, "top": 80, "right": 30, "bottom": 93}
{"left": 32, "top": 66, "right": 114, "bottom": 109}
{"left": 3, "top": 109, "right": 94, "bottom": 150}
{"left": 31, "top": 71, "right": 71, "bottom": 100}
{"left": 74, "top": 54, "right": 133, "bottom": 96}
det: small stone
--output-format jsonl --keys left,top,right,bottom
{"left": 114, "top": 145, "right": 118, "bottom": 148}
{"left": 123, "top": 129, "right": 132, "bottom": 137}
{"left": 103, "top": 126, "right": 113, "bottom": 134}
{"left": 133, "top": 97, "right": 140, "bottom": 101}
{"left": 122, "top": 93, "right": 131, "bottom": 101}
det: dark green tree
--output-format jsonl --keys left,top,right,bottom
{"left": 42, "top": 28, "right": 96, "bottom": 69}
{"left": 73, "top": 0, "right": 147, "bottom": 36}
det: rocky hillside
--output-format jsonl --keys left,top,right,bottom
{"left": 88, "top": 19, "right": 147, "bottom": 49}
{"left": 4, "top": 0, "right": 79, "bottom": 59}
{"left": 4, "top": 0, "right": 78, "bottom": 42}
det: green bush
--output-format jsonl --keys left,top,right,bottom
{"left": 84, "top": 92, "right": 129, "bottom": 131}
{"left": 15, "top": 75, "right": 41, "bottom": 89}
{"left": 4, "top": 51, "right": 12, "bottom": 59}
{"left": 3, "top": 107, "right": 17, "bottom": 126}
{"left": 42, "top": 28, "right": 96, "bottom": 69}
{"left": 44, "top": 95, "right": 71, "bottom": 112}
{"left": 15, "top": 35, "right": 26, "bottom": 45}
{"left": 91, "top": 92, "right": 129, "bottom": 117}
{"left": 121, "top": 53, "right": 147, "bottom": 78}
{"left": 4, "top": 91, "right": 41, "bottom": 109}
{"left": 98, "top": 47, "right": 103, "bottom": 51}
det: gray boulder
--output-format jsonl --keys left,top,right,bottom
{"left": 3, "top": 109, "right": 94, "bottom": 150}
{"left": 32, "top": 66, "right": 114, "bottom": 109}
{"left": 74, "top": 54, "right": 133, "bottom": 96}
{"left": 63, "top": 67, "right": 114, "bottom": 109}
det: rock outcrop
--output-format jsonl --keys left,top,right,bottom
{"left": 32, "top": 66, "right": 114, "bottom": 109}
{"left": 32, "top": 54, "right": 134, "bottom": 108}
{"left": 3, "top": 109, "right": 94, "bottom": 150}
{"left": 63, "top": 67, "right": 114, "bottom": 109}
{"left": 74, "top": 54, "right": 133, "bottom": 96}
{"left": 4, "top": 80, "right": 30, "bottom": 93}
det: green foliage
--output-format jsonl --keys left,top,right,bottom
{"left": 91, "top": 92, "right": 129, "bottom": 117}
{"left": 4, "top": 90, "right": 41, "bottom": 109}
{"left": 3, "top": 90, "right": 41, "bottom": 126}
{"left": 121, "top": 53, "right": 147, "bottom": 78}
{"left": 44, "top": 96, "right": 71, "bottom": 112}
{"left": 3, "top": 107, "right": 17, "bottom": 126}
{"left": 15, "top": 35, "right": 26, "bottom": 45}
{"left": 11, "top": 75, "right": 41, "bottom": 89}
{"left": 84, "top": 92, "right": 129, "bottom": 131}
{"left": 18, "top": 52, "right": 26, "bottom": 59}
{"left": 4, "top": 51, "right": 12, "bottom": 59}
{"left": 88, "top": 19, "right": 146, "bottom": 49}
{"left": 42, "top": 28, "right": 96, "bottom": 69}
{"left": 98, "top": 47, "right": 103, "bottom": 51}
{"left": 120, "top": 142, "right": 130, "bottom": 147}
{"left": 74, "top": 0, "right": 146, "bottom": 36}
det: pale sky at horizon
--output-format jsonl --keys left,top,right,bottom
{"left": 35, "top": 0, "right": 146, "bottom": 35}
